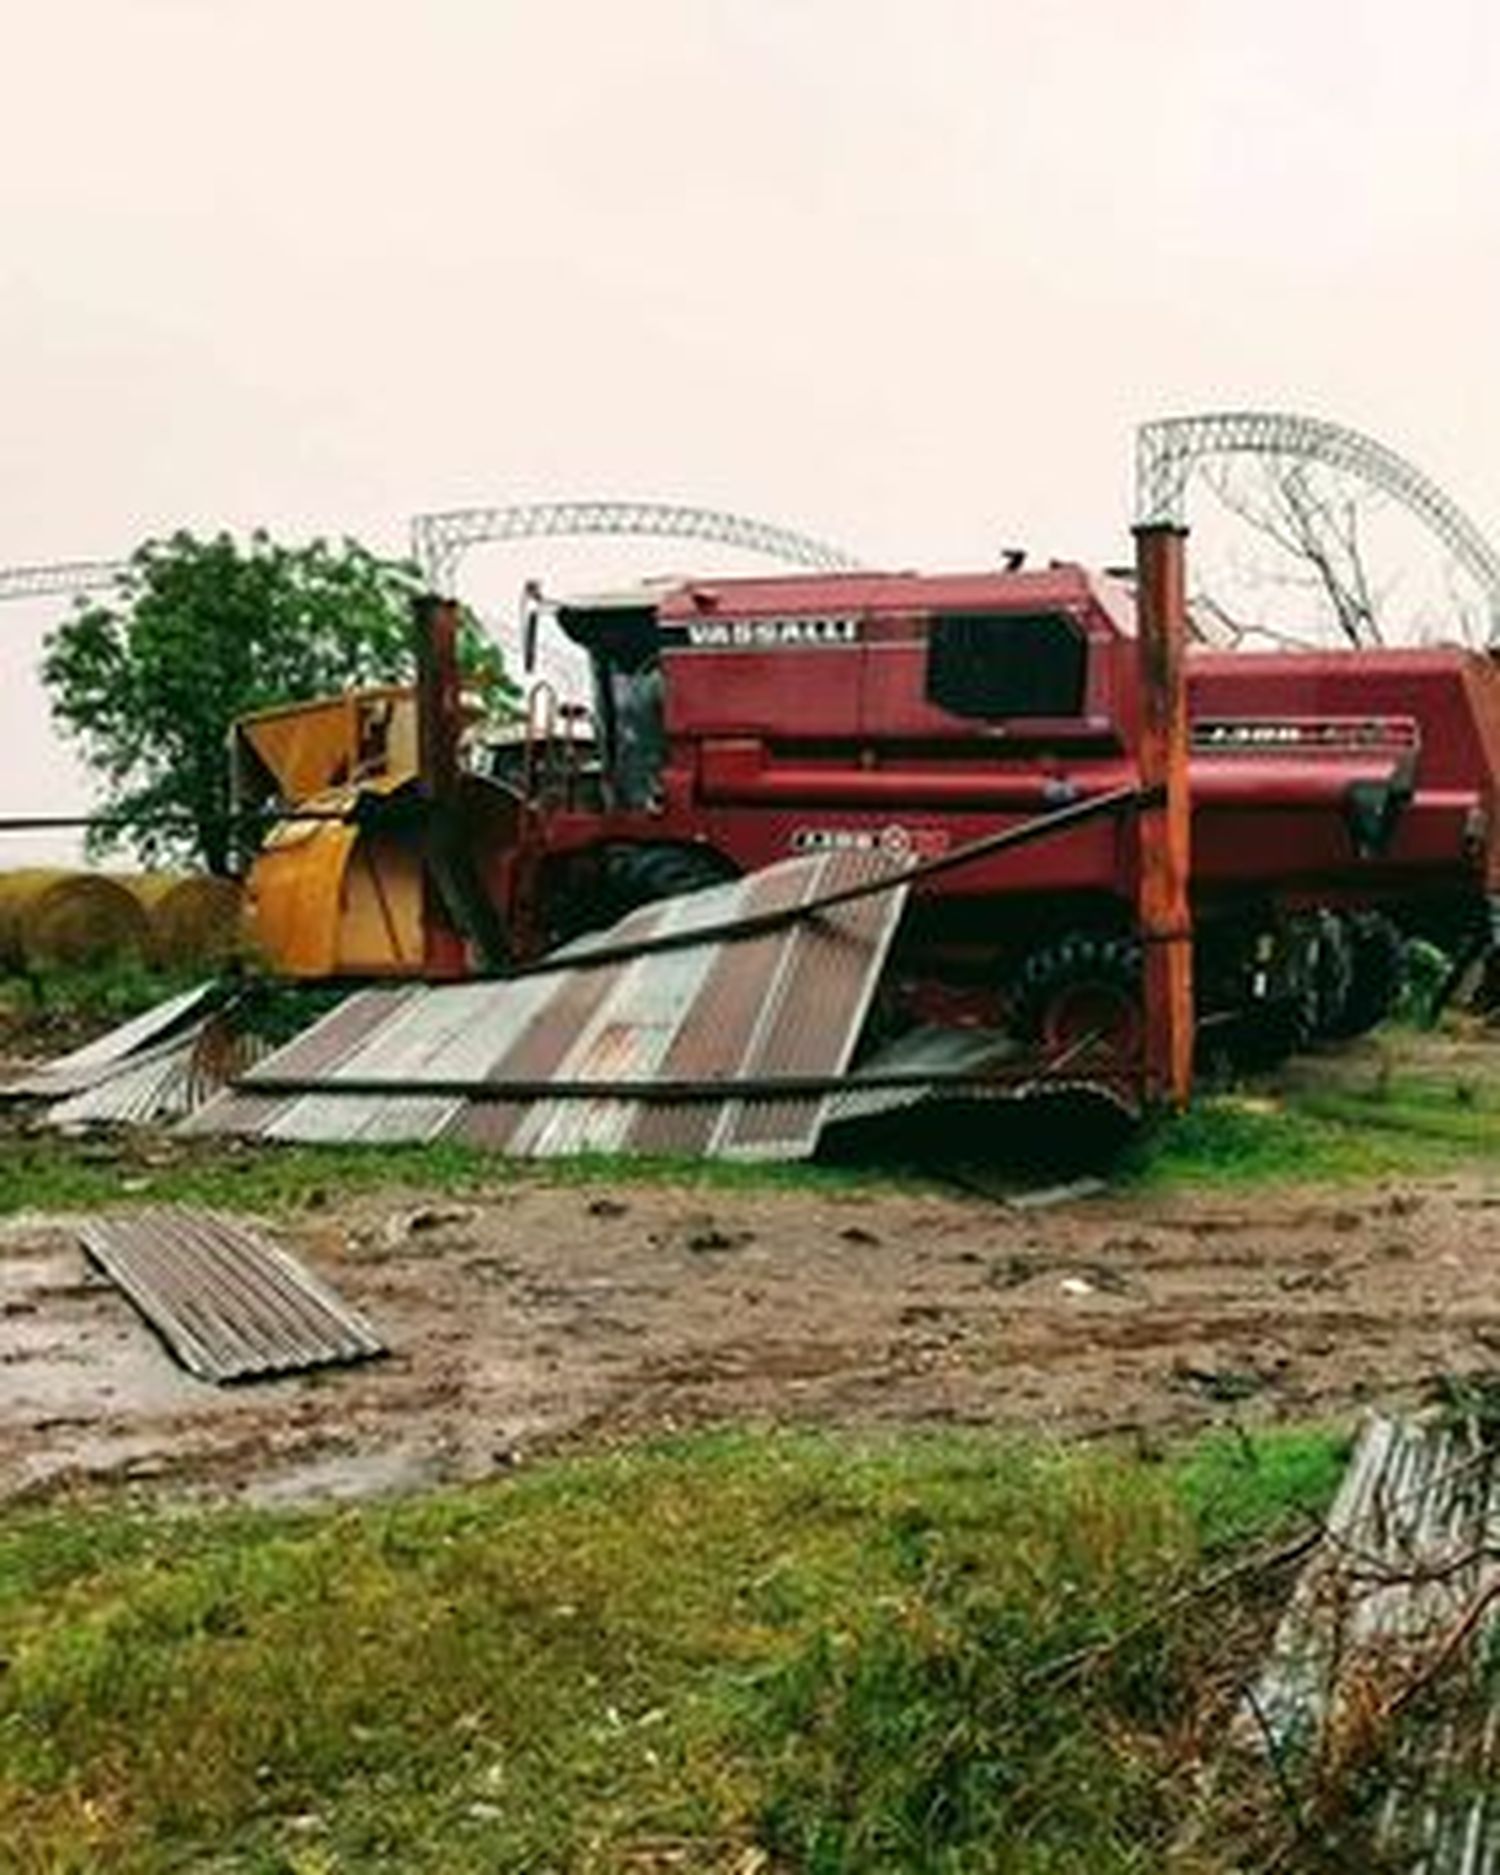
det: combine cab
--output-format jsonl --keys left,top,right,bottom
{"left": 236, "top": 561, "right": 1500, "bottom": 1078}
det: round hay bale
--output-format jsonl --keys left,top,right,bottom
{"left": 119, "top": 873, "right": 245, "bottom": 968}
{"left": 0, "top": 870, "right": 152, "bottom": 971}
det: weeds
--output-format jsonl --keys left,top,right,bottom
{"left": 0, "top": 963, "right": 206, "bottom": 1057}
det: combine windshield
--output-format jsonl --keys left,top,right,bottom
{"left": 556, "top": 600, "right": 666, "bottom": 808}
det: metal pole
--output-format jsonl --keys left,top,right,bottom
{"left": 1133, "top": 524, "right": 1195, "bottom": 1109}
{"left": 414, "top": 593, "right": 463, "bottom": 804}
{"left": 412, "top": 593, "right": 467, "bottom": 975}
{"left": 411, "top": 594, "right": 510, "bottom": 975}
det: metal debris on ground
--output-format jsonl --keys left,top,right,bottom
{"left": 1241, "top": 1411, "right": 1500, "bottom": 1871}
{"left": 1, "top": 978, "right": 263, "bottom": 1126}
{"left": 78, "top": 1206, "right": 385, "bottom": 1383}
{"left": 1003, "top": 1175, "right": 1110, "bottom": 1210}
{"left": 188, "top": 852, "right": 911, "bottom": 1160}
{"left": 2, "top": 979, "right": 225, "bottom": 1099}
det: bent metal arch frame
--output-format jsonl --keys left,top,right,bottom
{"left": 1, "top": 505, "right": 862, "bottom": 613}
{"left": 0, "top": 559, "right": 126, "bottom": 605}
{"left": 410, "top": 499, "right": 865, "bottom": 594}
{"left": 1137, "top": 410, "right": 1500, "bottom": 636}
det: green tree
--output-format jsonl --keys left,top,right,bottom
{"left": 43, "top": 530, "right": 509, "bottom": 874}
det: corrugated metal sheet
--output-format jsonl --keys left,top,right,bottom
{"left": 1243, "top": 1412, "right": 1500, "bottom": 1871}
{"left": 45, "top": 1024, "right": 269, "bottom": 1128}
{"left": 825, "top": 1026, "right": 1023, "bottom": 1126}
{"left": 3, "top": 991, "right": 266, "bottom": 1129}
{"left": 78, "top": 1207, "right": 385, "bottom": 1383}
{"left": 1, "top": 979, "right": 225, "bottom": 1101}
{"left": 188, "top": 851, "right": 909, "bottom": 1159}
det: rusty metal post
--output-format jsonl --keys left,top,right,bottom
{"left": 411, "top": 593, "right": 510, "bottom": 975}
{"left": 1133, "top": 524, "right": 1194, "bottom": 1109}
{"left": 414, "top": 593, "right": 464, "bottom": 804}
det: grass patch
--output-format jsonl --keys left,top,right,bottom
{"left": 7, "top": 1013, "right": 1500, "bottom": 1214}
{"left": 0, "top": 1425, "right": 1344, "bottom": 1873}
{"left": 0, "top": 964, "right": 207, "bottom": 1059}
{"left": 1125, "top": 1059, "right": 1500, "bottom": 1191}
{"left": 0, "top": 1130, "right": 921, "bottom": 1218}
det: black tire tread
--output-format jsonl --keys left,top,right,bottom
{"left": 1010, "top": 933, "right": 1143, "bottom": 1043}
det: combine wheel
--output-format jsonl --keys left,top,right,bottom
{"left": 1223, "top": 920, "right": 1321, "bottom": 1070}
{"left": 541, "top": 843, "right": 733, "bottom": 947}
{"left": 1011, "top": 935, "right": 1145, "bottom": 1065}
{"left": 1322, "top": 911, "right": 1405, "bottom": 1038}
{"left": 1311, "top": 910, "right": 1354, "bottom": 1038}
{"left": 599, "top": 843, "right": 735, "bottom": 918}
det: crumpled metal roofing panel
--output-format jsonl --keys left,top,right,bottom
{"left": 47, "top": 1029, "right": 268, "bottom": 1129}
{"left": 188, "top": 851, "right": 908, "bottom": 1160}
{"left": 1, "top": 979, "right": 226, "bottom": 1101}
{"left": 1244, "top": 1412, "right": 1500, "bottom": 1870}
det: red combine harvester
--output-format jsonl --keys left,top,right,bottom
{"left": 241, "top": 553, "right": 1500, "bottom": 1089}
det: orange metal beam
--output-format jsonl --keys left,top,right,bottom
{"left": 1134, "top": 524, "right": 1195, "bottom": 1109}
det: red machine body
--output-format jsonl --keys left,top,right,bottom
{"left": 435, "top": 561, "right": 1500, "bottom": 1055}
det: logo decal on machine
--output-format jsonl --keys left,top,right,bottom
{"left": 790, "top": 824, "right": 950, "bottom": 860}
{"left": 685, "top": 616, "right": 859, "bottom": 648}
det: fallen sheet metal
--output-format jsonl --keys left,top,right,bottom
{"left": 78, "top": 1207, "right": 385, "bottom": 1383}
{"left": 0, "top": 978, "right": 265, "bottom": 1126}
{"left": 1, "top": 978, "right": 226, "bottom": 1100}
{"left": 1240, "top": 1412, "right": 1500, "bottom": 1871}
{"left": 188, "top": 851, "right": 909, "bottom": 1159}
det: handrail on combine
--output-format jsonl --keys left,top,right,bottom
{"left": 522, "top": 680, "right": 560, "bottom": 805}
{"left": 557, "top": 700, "right": 598, "bottom": 811}
{"left": 522, "top": 682, "right": 600, "bottom": 810}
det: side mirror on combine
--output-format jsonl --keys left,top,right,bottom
{"left": 520, "top": 579, "right": 543, "bottom": 674}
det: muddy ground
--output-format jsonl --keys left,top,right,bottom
{"left": 5, "top": 1165, "right": 1500, "bottom": 1504}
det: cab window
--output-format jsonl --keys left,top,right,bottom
{"left": 925, "top": 611, "right": 1086, "bottom": 721}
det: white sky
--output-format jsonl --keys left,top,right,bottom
{"left": 3, "top": 0, "right": 1498, "bottom": 859}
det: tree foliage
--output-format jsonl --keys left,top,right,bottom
{"left": 43, "top": 531, "right": 510, "bottom": 873}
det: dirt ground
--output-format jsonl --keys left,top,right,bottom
{"left": 5, "top": 1164, "right": 1500, "bottom": 1505}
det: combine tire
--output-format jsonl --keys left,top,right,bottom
{"left": 1224, "top": 942, "right": 1319, "bottom": 1070}
{"left": 1322, "top": 911, "right": 1405, "bottom": 1038}
{"left": 1311, "top": 910, "right": 1354, "bottom": 1038}
{"left": 1011, "top": 935, "right": 1144, "bottom": 1065}
{"left": 599, "top": 844, "right": 734, "bottom": 918}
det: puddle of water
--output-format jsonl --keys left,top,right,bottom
{"left": 244, "top": 1445, "right": 448, "bottom": 1508}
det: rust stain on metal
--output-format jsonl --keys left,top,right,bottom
{"left": 182, "top": 985, "right": 420, "bottom": 1136}
{"left": 191, "top": 852, "right": 909, "bottom": 1160}
{"left": 78, "top": 1207, "right": 386, "bottom": 1384}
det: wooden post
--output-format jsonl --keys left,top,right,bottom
{"left": 1133, "top": 524, "right": 1194, "bottom": 1109}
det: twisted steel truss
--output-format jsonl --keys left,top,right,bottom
{"left": 0, "top": 559, "right": 126, "bottom": 605}
{"left": 410, "top": 499, "right": 865, "bottom": 593}
{"left": 1138, "top": 411, "right": 1500, "bottom": 634}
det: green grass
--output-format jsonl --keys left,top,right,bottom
{"left": 8, "top": 1063, "right": 1495, "bottom": 1219}
{"left": 7, "top": 1007, "right": 1500, "bottom": 1218}
{"left": 0, "top": 1425, "right": 1345, "bottom": 1873}
{"left": 0, "top": 1131, "right": 919, "bottom": 1217}
{"left": 1126, "top": 1064, "right": 1500, "bottom": 1190}
{"left": 0, "top": 963, "right": 206, "bottom": 1035}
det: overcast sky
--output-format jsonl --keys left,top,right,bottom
{"left": 3, "top": 0, "right": 1497, "bottom": 860}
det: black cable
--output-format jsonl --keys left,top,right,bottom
{"left": 232, "top": 1065, "right": 1142, "bottom": 1105}
{"left": 0, "top": 807, "right": 356, "bottom": 834}
{"left": 487, "top": 782, "right": 1161, "bottom": 983}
